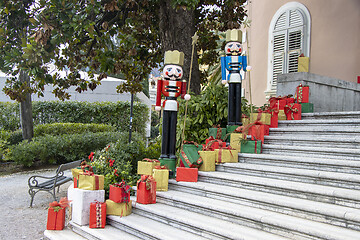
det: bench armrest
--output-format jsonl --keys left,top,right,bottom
{"left": 28, "top": 171, "right": 65, "bottom": 188}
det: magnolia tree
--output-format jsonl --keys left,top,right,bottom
{"left": 0, "top": 0, "right": 246, "bottom": 99}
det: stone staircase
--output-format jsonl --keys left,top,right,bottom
{"left": 45, "top": 111, "right": 360, "bottom": 240}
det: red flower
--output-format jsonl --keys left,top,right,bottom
{"left": 88, "top": 152, "right": 95, "bottom": 161}
{"left": 109, "top": 159, "right": 115, "bottom": 167}
{"left": 114, "top": 169, "right": 119, "bottom": 176}
{"left": 105, "top": 145, "right": 111, "bottom": 151}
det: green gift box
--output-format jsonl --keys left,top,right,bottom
{"left": 300, "top": 103, "right": 314, "bottom": 113}
{"left": 240, "top": 140, "right": 262, "bottom": 154}
{"left": 209, "top": 127, "right": 227, "bottom": 140}
{"left": 226, "top": 125, "right": 241, "bottom": 134}
{"left": 180, "top": 144, "right": 203, "bottom": 168}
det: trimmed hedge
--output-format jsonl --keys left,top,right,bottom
{"left": 0, "top": 101, "right": 148, "bottom": 135}
{"left": 32, "top": 101, "right": 148, "bottom": 135}
{"left": 5, "top": 131, "right": 125, "bottom": 167}
{"left": 34, "top": 123, "right": 115, "bottom": 137}
{"left": 0, "top": 102, "right": 20, "bottom": 131}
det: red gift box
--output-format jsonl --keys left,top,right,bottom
{"left": 136, "top": 175, "right": 156, "bottom": 204}
{"left": 176, "top": 167, "right": 198, "bottom": 182}
{"left": 47, "top": 208, "right": 65, "bottom": 230}
{"left": 286, "top": 97, "right": 295, "bottom": 104}
{"left": 46, "top": 198, "right": 70, "bottom": 230}
{"left": 270, "top": 111, "right": 278, "bottom": 128}
{"left": 109, "top": 181, "right": 131, "bottom": 203}
{"left": 269, "top": 97, "right": 287, "bottom": 110}
{"left": 89, "top": 201, "right": 106, "bottom": 229}
{"left": 295, "top": 84, "right": 309, "bottom": 103}
{"left": 249, "top": 125, "right": 270, "bottom": 143}
{"left": 285, "top": 103, "right": 302, "bottom": 120}
{"left": 205, "top": 136, "right": 226, "bottom": 151}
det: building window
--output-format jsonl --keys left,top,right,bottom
{"left": 266, "top": 2, "right": 311, "bottom": 98}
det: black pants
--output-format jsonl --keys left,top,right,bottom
{"left": 160, "top": 110, "right": 177, "bottom": 159}
{"left": 228, "top": 82, "right": 242, "bottom": 125}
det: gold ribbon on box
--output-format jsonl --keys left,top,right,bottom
{"left": 284, "top": 103, "right": 299, "bottom": 120}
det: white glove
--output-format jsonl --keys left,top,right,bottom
{"left": 184, "top": 94, "right": 191, "bottom": 101}
{"left": 222, "top": 80, "right": 228, "bottom": 85}
{"left": 155, "top": 106, "right": 161, "bottom": 111}
{"left": 246, "top": 66, "right": 252, "bottom": 71}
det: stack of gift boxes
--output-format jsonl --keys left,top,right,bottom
{"left": 47, "top": 162, "right": 133, "bottom": 231}
{"left": 47, "top": 84, "right": 313, "bottom": 231}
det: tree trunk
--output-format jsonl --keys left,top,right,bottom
{"left": 19, "top": 70, "right": 34, "bottom": 141}
{"left": 158, "top": 0, "right": 201, "bottom": 95}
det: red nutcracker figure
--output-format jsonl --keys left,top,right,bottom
{"left": 155, "top": 50, "right": 190, "bottom": 172}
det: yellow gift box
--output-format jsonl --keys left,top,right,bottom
{"left": 242, "top": 118, "right": 250, "bottom": 126}
{"left": 106, "top": 199, "right": 132, "bottom": 216}
{"left": 137, "top": 160, "right": 160, "bottom": 175}
{"left": 214, "top": 149, "right": 238, "bottom": 163}
{"left": 250, "top": 113, "right": 271, "bottom": 125}
{"left": 198, "top": 151, "right": 216, "bottom": 172}
{"left": 298, "top": 57, "right": 309, "bottom": 72}
{"left": 278, "top": 110, "right": 287, "bottom": 120}
{"left": 77, "top": 174, "right": 104, "bottom": 190}
{"left": 152, "top": 168, "right": 169, "bottom": 191}
{"left": 230, "top": 133, "right": 244, "bottom": 151}
{"left": 71, "top": 168, "right": 83, "bottom": 179}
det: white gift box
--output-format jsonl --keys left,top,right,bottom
{"left": 67, "top": 185, "right": 105, "bottom": 226}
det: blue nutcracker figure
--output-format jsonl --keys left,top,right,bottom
{"left": 221, "top": 29, "right": 251, "bottom": 126}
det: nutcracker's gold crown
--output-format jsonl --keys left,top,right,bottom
{"left": 164, "top": 50, "right": 184, "bottom": 66}
{"left": 225, "top": 29, "right": 243, "bottom": 43}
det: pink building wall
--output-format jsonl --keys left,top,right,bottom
{"left": 243, "top": 0, "right": 360, "bottom": 106}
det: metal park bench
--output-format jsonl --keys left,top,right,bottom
{"left": 28, "top": 160, "right": 82, "bottom": 207}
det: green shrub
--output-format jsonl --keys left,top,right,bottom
{"left": 34, "top": 123, "right": 115, "bottom": 137}
{"left": 90, "top": 134, "right": 161, "bottom": 193}
{"left": 5, "top": 131, "right": 125, "bottom": 167}
{"left": 176, "top": 84, "right": 257, "bottom": 149}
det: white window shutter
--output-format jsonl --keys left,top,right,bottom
{"left": 272, "top": 32, "right": 286, "bottom": 89}
{"left": 287, "top": 29, "right": 303, "bottom": 73}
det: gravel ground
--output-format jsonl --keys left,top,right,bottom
{"left": 0, "top": 167, "right": 73, "bottom": 240}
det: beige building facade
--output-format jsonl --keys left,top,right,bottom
{"left": 242, "top": 0, "right": 360, "bottom": 106}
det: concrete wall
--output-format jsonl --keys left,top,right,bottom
{"left": 243, "top": 0, "right": 360, "bottom": 106}
{"left": 277, "top": 72, "right": 360, "bottom": 112}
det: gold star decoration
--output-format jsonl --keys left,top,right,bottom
{"left": 192, "top": 32, "right": 199, "bottom": 45}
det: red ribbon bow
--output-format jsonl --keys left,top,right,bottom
{"left": 143, "top": 158, "right": 160, "bottom": 163}
{"left": 154, "top": 165, "right": 169, "bottom": 170}
{"left": 49, "top": 197, "right": 71, "bottom": 211}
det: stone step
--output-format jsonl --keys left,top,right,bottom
{"left": 198, "top": 171, "right": 360, "bottom": 208}
{"left": 262, "top": 144, "right": 360, "bottom": 160}
{"left": 154, "top": 189, "right": 360, "bottom": 240}
{"left": 168, "top": 180, "right": 360, "bottom": 231}
{"left": 269, "top": 127, "right": 360, "bottom": 136}
{"left": 264, "top": 135, "right": 360, "bottom": 149}
{"left": 216, "top": 162, "right": 360, "bottom": 190}
{"left": 278, "top": 118, "right": 360, "bottom": 128}
{"left": 302, "top": 111, "right": 360, "bottom": 119}
{"left": 130, "top": 197, "right": 289, "bottom": 240}
{"left": 107, "top": 213, "right": 208, "bottom": 240}
{"left": 44, "top": 228, "right": 87, "bottom": 240}
{"left": 238, "top": 153, "right": 360, "bottom": 174}
{"left": 70, "top": 221, "right": 140, "bottom": 240}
